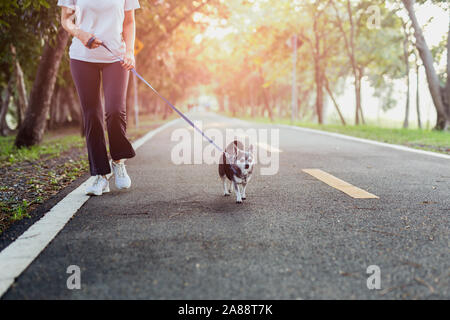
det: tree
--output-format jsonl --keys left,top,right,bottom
{"left": 11, "top": 45, "right": 28, "bottom": 128}
{"left": 414, "top": 48, "right": 422, "bottom": 128}
{"left": 296, "top": 0, "right": 339, "bottom": 124}
{"left": 402, "top": 20, "right": 412, "bottom": 128}
{"left": 15, "top": 26, "right": 69, "bottom": 147}
{"left": 331, "top": 0, "right": 365, "bottom": 125}
{"left": 402, "top": 0, "right": 449, "bottom": 130}
{"left": 0, "top": 0, "right": 68, "bottom": 145}
{"left": 0, "top": 77, "right": 13, "bottom": 136}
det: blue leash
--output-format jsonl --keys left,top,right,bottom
{"left": 90, "top": 38, "right": 225, "bottom": 154}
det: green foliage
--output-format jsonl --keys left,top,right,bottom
{"left": 0, "top": 134, "right": 85, "bottom": 164}
{"left": 10, "top": 199, "right": 31, "bottom": 221}
{"left": 0, "top": 0, "right": 60, "bottom": 92}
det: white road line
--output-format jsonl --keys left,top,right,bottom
{"left": 208, "top": 114, "right": 449, "bottom": 160}
{"left": 278, "top": 124, "right": 450, "bottom": 160}
{"left": 0, "top": 118, "right": 180, "bottom": 297}
{"left": 256, "top": 142, "right": 283, "bottom": 153}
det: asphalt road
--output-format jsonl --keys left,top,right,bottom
{"left": 3, "top": 112, "right": 449, "bottom": 299}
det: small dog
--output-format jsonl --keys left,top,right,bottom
{"left": 219, "top": 140, "right": 255, "bottom": 204}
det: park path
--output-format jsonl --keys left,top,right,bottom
{"left": 2, "top": 112, "right": 449, "bottom": 299}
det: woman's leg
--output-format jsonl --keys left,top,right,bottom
{"left": 70, "top": 59, "right": 111, "bottom": 176}
{"left": 102, "top": 62, "right": 136, "bottom": 161}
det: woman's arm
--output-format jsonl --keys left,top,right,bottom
{"left": 60, "top": 7, "right": 102, "bottom": 49}
{"left": 121, "top": 10, "right": 136, "bottom": 70}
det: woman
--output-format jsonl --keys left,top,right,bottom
{"left": 58, "top": 0, "right": 140, "bottom": 196}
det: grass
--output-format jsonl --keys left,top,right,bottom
{"left": 0, "top": 134, "right": 85, "bottom": 164}
{"left": 10, "top": 199, "right": 31, "bottom": 221}
{"left": 233, "top": 115, "right": 450, "bottom": 155}
{"left": 0, "top": 133, "right": 90, "bottom": 233}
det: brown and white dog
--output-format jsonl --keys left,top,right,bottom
{"left": 219, "top": 140, "right": 255, "bottom": 204}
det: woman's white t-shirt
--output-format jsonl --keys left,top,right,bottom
{"left": 57, "top": 0, "right": 140, "bottom": 63}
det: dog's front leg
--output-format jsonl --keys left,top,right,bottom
{"left": 222, "top": 176, "right": 230, "bottom": 196}
{"left": 233, "top": 181, "right": 243, "bottom": 204}
{"left": 241, "top": 183, "right": 247, "bottom": 200}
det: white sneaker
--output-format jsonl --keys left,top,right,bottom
{"left": 86, "top": 175, "right": 110, "bottom": 196}
{"left": 112, "top": 161, "right": 131, "bottom": 189}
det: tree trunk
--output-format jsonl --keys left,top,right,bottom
{"left": 261, "top": 88, "right": 273, "bottom": 121}
{"left": 49, "top": 84, "right": 70, "bottom": 128}
{"left": 438, "top": 85, "right": 450, "bottom": 129}
{"left": 57, "top": 87, "right": 70, "bottom": 126}
{"left": 11, "top": 45, "right": 28, "bottom": 128}
{"left": 313, "top": 59, "right": 324, "bottom": 125}
{"left": 156, "top": 97, "right": 162, "bottom": 115}
{"left": 311, "top": 10, "right": 324, "bottom": 125}
{"left": 345, "top": 0, "right": 361, "bottom": 125}
{"left": 356, "top": 73, "right": 365, "bottom": 125}
{"left": 258, "top": 67, "right": 273, "bottom": 121}
{"left": 66, "top": 86, "right": 82, "bottom": 125}
{"left": 49, "top": 84, "right": 60, "bottom": 130}
{"left": 444, "top": 11, "right": 450, "bottom": 125}
{"left": 218, "top": 92, "right": 225, "bottom": 113}
{"left": 402, "top": 0, "right": 449, "bottom": 130}
{"left": 15, "top": 26, "right": 69, "bottom": 147}
{"left": 415, "top": 52, "right": 422, "bottom": 129}
{"left": 403, "top": 25, "right": 410, "bottom": 129}
{"left": 331, "top": 0, "right": 361, "bottom": 125}
{"left": 324, "top": 76, "right": 346, "bottom": 126}
{"left": 298, "top": 90, "right": 310, "bottom": 119}
{"left": 0, "top": 79, "right": 13, "bottom": 136}
{"left": 230, "top": 97, "right": 237, "bottom": 117}
{"left": 163, "top": 92, "right": 174, "bottom": 120}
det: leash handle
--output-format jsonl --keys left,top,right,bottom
{"left": 87, "top": 36, "right": 96, "bottom": 49}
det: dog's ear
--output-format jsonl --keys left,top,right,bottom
{"left": 224, "top": 152, "right": 234, "bottom": 164}
{"left": 249, "top": 144, "right": 254, "bottom": 154}
{"left": 233, "top": 143, "right": 239, "bottom": 155}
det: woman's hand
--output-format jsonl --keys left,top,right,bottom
{"left": 121, "top": 50, "right": 135, "bottom": 71}
{"left": 76, "top": 29, "right": 102, "bottom": 49}
{"left": 60, "top": 7, "right": 101, "bottom": 49}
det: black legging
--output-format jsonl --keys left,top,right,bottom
{"left": 70, "top": 59, "right": 136, "bottom": 176}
